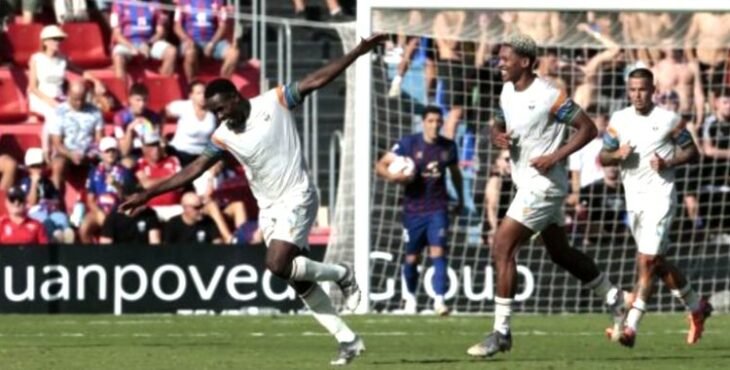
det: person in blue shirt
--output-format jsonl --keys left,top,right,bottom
{"left": 375, "top": 106, "right": 464, "bottom": 315}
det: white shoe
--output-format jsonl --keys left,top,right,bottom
{"left": 433, "top": 296, "right": 450, "bottom": 317}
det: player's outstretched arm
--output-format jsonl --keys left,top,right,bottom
{"left": 120, "top": 154, "right": 221, "bottom": 215}
{"left": 297, "top": 34, "right": 387, "bottom": 98}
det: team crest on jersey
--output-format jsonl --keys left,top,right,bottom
{"left": 415, "top": 151, "right": 423, "bottom": 159}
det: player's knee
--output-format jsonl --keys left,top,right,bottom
{"left": 265, "top": 255, "right": 291, "bottom": 279}
{"left": 490, "top": 241, "right": 512, "bottom": 264}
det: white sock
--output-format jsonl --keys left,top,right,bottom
{"left": 291, "top": 256, "right": 347, "bottom": 282}
{"left": 330, "top": 7, "right": 342, "bottom": 16}
{"left": 585, "top": 273, "right": 613, "bottom": 302}
{"left": 626, "top": 298, "right": 647, "bottom": 331}
{"left": 434, "top": 295, "right": 445, "bottom": 307}
{"left": 301, "top": 284, "right": 356, "bottom": 343}
{"left": 671, "top": 285, "right": 701, "bottom": 312}
{"left": 493, "top": 296, "right": 513, "bottom": 334}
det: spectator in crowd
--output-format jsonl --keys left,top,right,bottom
{"left": 15, "top": 0, "right": 41, "bottom": 24}
{"left": 48, "top": 80, "right": 104, "bottom": 192}
{"left": 576, "top": 165, "right": 628, "bottom": 246}
{"left": 572, "top": 22, "right": 621, "bottom": 110}
{"left": 114, "top": 83, "right": 163, "bottom": 168}
{"left": 29, "top": 25, "right": 105, "bottom": 158}
{"left": 483, "top": 149, "right": 513, "bottom": 247}
{"left": 653, "top": 43, "right": 705, "bottom": 128}
{"left": 433, "top": 10, "right": 466, "bottom": 140}
{"left": 19, "top": 148, "right": 74, "bottom": 243}
{"left": 0, "top": 186, "right": 48, "bottom": 245}
{"left": 536, "top": 47, "right": 567, "bottom": 95}
{"left": 79, "top": 137, "right": 133, "bottom": 243}
{"left": 620, "top": 12, "right": 673, "bottom": 66}
{"left": 110, "top": 0, "right": 177, "bottom": 81}
{"left": 474, "top": 13, "right": 504, "bottom": 123}
{"left": 164, "top": 192, "right": 223, "bottom": 244}
{"left": 291, "top": 0, "right": 348, "bottom": 21}
{"left": 700, "top": 88, "right": 730, "bottom": 235}
{"left": 166, "top": 80, "right": 216, "bottom": 166}
{"left": 568, "top": 105, "right": 608, "bottom": 206}
{"left": 499, "top": 11, "right": 565, "bottom": 44}
{"left": 684, "top": 12, "right": 730, "bottom": 98}
{"left": 54, "top": 0, "right": 89, "bottom": 23}
{"left": 174, "top": 0, "right": 239, "bottom": 81}
{"left": 0, "top": 154, "right": 18, "bottom": 191}
{"left": 387, "top": 11, "right": 436, "bottom": 101}
{"left": 100, "top": 184, "right": 161, "bottom": 245}
{"left": 136, "top": 130, "right": 183, "bottom": 221}
{"left": 193, "top": 159, "right": 252, "bottom": 243}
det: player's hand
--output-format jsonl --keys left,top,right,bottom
{"left": 119, "top": 192, "right": 150, "bottom": 217}
{"left": 492, "top": 129, "right": 513, "bottom": 149}
{"left": 388, "top": 75, "right": 402, "bottom": 98}
{"left": 650, "top": 152, "right": 669, "bottom": 172}
{"left": 616, "top": 141, "right": 634, "bottom": 161}
{"left": 530, "top": 154, "right": 557, "bottom": 175}
{"left": 203, "top": 42, "right": 214, "bottom": 57}
{"left": 355, "top": 34, "right": 388, "bottom": 56}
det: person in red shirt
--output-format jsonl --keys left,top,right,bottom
{"left": 136, "top": 130, "right": 183, "bottom": 221}
{"left": 0, "top": 186, "right": 48, "bottom": 245}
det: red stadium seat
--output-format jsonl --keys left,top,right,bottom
{"left": 60, "top": 22, "right": 111, "bottom": 68}
{"left": 3, "top": 23, "right": 43, "bottom": 67}
{"left": 0, "top": 125, "right": 42, "bottom": 162}
{"left": 142, "top": 74, "right": 183, "bottom": 114}
{"left": 0, "top": 68, "right": 30, "bottom": 123}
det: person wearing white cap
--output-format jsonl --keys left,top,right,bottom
{"left": 29, "top": 24, "right": 106, "bottom": 162}
{"left": 18, "top": 147, "right": 74, "bottom": 244}
{"left": 79, "top": 136, "right": 134, "bottom": 244}
{"left": 135, "top": 129, "right": 184, "bottom": 221}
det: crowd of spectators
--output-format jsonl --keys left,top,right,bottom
{"left": 382, "top": 10, "right": 730, "bottom": 244}
{"left": 0, "top": 1, "right": 274, "bottom": 245}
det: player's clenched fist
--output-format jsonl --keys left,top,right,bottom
{"left": 530, "top": 154, "right": 557, "bottom": 175}
{"left": 617, "top": 141, "right": 634, "bottom": 160}
{"left": 650, "top": 152, "right": 669, "bottom": 171}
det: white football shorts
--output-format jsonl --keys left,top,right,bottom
{"left": 258, "top": 191, "right": 318, "bottom": 250}
{"left": 627, "top": 200, "right": 675, "bottom": 256}
{"left": 506, "top": 188, "right": 565, "bottom": 232}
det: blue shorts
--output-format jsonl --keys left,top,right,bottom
{"left": 402, "top": 211, "right": 448, "bottom": 255}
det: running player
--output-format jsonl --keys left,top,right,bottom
{"left": 120, "top": 34, "right": 387, "bottom": 366}
{"left": 467, "top": 33, "right": 625, "bottom": 358}
{"left": 600, "top": 68, "right": 712, "bottom": 347}
{"left": 375, "top": 106, "right": 464, "bottom": 316}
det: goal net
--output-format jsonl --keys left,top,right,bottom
{"left": 340, "top": 7, "right": 730, "bottom": 314}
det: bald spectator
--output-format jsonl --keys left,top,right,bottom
{"left": 572, "top": 22, "right": 621, "bottom": 109}
{"left": 48, "top": 81, "right": 103, "bottom": 191}
{"left": 174, "top": 0, "right": 240, "bottom": 81}
{"left": 653, "top": 43, "right": 705, "bottom": 127}
{"left": 100, "top": 184, "right": 161, "bottom": 245}
{"left": 685, "top": 12, "right": 730, "bottom": 97}
{"left": 110, "top": 0, "right": 177, "bottom": 81}
{"left": 164, "top": 192, "right": 223, "bottom": 244}
{"left": 0, "top": 186, "right": 48, "bottom": 245}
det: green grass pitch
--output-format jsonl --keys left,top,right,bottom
{"left": 0, "top": 314, "right": 727, "bottom": 369}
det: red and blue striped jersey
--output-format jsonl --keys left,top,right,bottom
{"left": 110, "top": 1, "right": 166, "bottom": 44}
{"left": 175, "top": 0, "right": 227, "bottom": 44}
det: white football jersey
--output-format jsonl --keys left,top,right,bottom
{"left": 498, "top": 77, "right": 581, "bottom": 196}
{"left": 604, "top": 106, "right": 683, "bottom": 210}
{"left": 207, "top": 86, "right": 315, "bottom": 209}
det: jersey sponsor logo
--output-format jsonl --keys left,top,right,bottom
{"left": 4, "top": 225, "right": 11, "bottom": 236}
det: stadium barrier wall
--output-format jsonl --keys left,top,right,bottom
{"left": 0, "top": 244, "right": 325, "bottom": 315}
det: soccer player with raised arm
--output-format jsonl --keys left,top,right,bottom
{"left": 467, "top": 34, "right": 625, "bottom": 358}
{"left": 600, "top": 68, "right": 712, "bottom": 348}
{"left": 374, "top": 106, "right": 464, "bottom": 316}
{"left": 120, "top": 34, "right": 387, "bottom": 366}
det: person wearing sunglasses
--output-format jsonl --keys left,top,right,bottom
{"left": 0, "top": 186, "right": 48, "bottom": 245}
{"left": 163, "top": 192, "right": 222, "bottom": 244}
